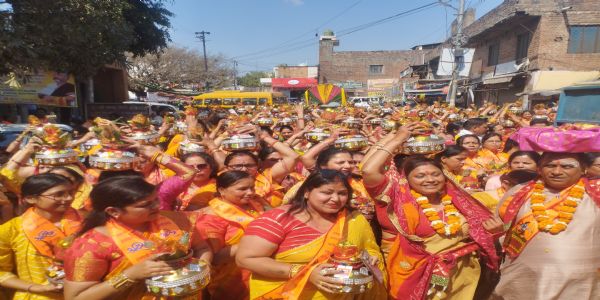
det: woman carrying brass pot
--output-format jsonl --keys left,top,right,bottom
{"left": 236, "top": 169, "right": 387, "bottom": 300}
{"left": 63, "top": 176, "right": 211, "bottom": 300}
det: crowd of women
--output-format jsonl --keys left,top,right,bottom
{"left": 0, "top": 101, "right": 598, "bottom": 300}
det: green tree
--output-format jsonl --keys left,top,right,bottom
{"left": 237, "top": 71, "right": 270, "bottom": 88}
{"left": 0, "top": 0, "right": 172, "bottom": 79}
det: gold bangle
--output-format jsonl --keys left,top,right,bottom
{"left": 376, "top": 147, "right": 394, "bottom": 156}
{"left": 108, "top": 272, "right": 136, "bottom": 290}
{"left": 289, "top": 264, "right": 304, "bottom": 279}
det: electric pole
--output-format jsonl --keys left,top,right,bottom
{"left": 447, "top": 0, "right": 465, "bottom": 107}
{"left": 233, "top": 60, "right": 238, "bottom": 90}
{"left": 195, "top": 31, "right": 210, "bottom": 91}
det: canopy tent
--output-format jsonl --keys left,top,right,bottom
{"left": 519, "top": 70, "right": 600, "bottom": 96}
{"left": 304, "top": 84, "right": 346, "bottom": 106}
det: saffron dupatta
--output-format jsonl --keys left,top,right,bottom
{"left": 21, "top": 207, "right": 83, "bottom": 262}
{"left": 256, "top": 210, "right": 347, "bottom": 300}
{"left": 499, "top": 178, "right": 600, "bottom": 260}
{"left": 384, "top": 175, "right": 499, "bottom": 299}
{"left": 255, "top": 169, "right": 285, "bottom": 208}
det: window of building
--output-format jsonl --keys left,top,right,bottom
{"left": 369, "top": 65, "right": 383, "bottom": 74}
{"left": 488, "top": 43, "right": 500, "bottom": 66}
{"left": 568, "top": 26, "right": 600, "bottom": 53}
{"left": 516, "top": 33, "right": 530, "bottom": 63}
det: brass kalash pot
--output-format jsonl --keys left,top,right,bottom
{"left": 221, "top": 134, "right": 258, "bottom": 152}
{"left": 334, "top": 135, "right": 368, "bottom": 151}
{"left": 126, "top": 114, "right": 160, "bottom": 145}
{"left": 401, "top": 122, "right": 446, "bottom": 155}
{"left": 145, "top": 235, "right": 210, "bottom": 297}
{"left": 178, "top": 126, "right": 206, "bottom": 156}
{"left": 32, "top": 124, "right": 79, "bottom": 166}
{"left": 305, "top": 128, "right": 331, "bottom": 144}
{"left": 145, "top": 252, "right": 210, "bottom": 297}
{"left": 221, "top": 116, "right": 259, "bottom": 151}
{"left": 334, "top": 116, "right": 368, "bottom": 151}
{"left": 88, "top": 118, "right": 137, "bottom": 170}
{"left": 326, "top": 242, "right": 374, "bottom": 294}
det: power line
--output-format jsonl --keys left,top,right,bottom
{"left": 232, "top": 0, "right": 363, "bottom": 60}
{"left": 336, "top": 1, "right": 440, "bottom": 37}
{"left": 232, "top": 1, "right": 440, "bottom": 62}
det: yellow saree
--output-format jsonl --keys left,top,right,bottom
{"left": 250, "top": 211, "right": 387, "bottom": 300}
{"left": 0, "top": 217, "right": 63, "bottom": 300}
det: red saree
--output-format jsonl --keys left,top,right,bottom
{"left": 196, "top": 198, "right": 264, "bottom": 300}
{"left": 368, "top": 171, "right": 499, "bottom": 300}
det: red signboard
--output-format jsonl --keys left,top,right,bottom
{"left": 271, "top": 78, "right": 318, "bottom": 89}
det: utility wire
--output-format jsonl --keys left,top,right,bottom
{"left": 233, "top": 1, "right": 440, "bottom": 62}
{"left": 232, "top": 0, "right": 363, "bottom": 59}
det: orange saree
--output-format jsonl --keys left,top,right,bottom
{"left": 64, "top": 211, "right": 199, "bottom": 300}
{"left": 197, "top": 198, "right": 264, "bottom": 300}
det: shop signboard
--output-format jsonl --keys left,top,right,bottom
{"left": 367, "top": 78, "right": 399, "bottom": 97}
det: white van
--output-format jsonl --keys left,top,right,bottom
{"left": 349, "top": 97, "right": 382, "bottom": 108}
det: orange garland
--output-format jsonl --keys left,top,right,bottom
{"left": 411, "top": 190, "right": 463, "bottom": 237}
{"left": 530, "top": 179, "right": 585, "bottom": 235}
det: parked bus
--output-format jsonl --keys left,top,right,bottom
{"left": 192, "top": 91, "right": 287, "bottom": 108}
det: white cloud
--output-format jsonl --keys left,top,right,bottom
{"left": 285, "top": 0, "right": 304, "bottom": 6}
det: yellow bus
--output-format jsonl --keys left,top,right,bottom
{"left": 192, "top": 91, "right": 288, "bottom": 108}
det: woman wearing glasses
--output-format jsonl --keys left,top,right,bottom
{"left": 236, "top": 170, "right": 387, "bottom": 299}
{"left": 156, "top": 152, "right": 219, "bottom": 211}
{"left": 196, "top": 171, "right": 267, "bottom": 300}
{"left": 63, "top": 176, "right": 211, "bottom": 300}
{"left": 224, "top": 125, "right": 299, "bottom": 208}
{"left": 0, "top": 173, "right": 83, "bottom": 299}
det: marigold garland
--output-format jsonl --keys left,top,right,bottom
{"left": 411, "top": 190, "right": 463, "bottom": 237}
{"left": 530, "top": 179, "right": 585, "bottom": 235}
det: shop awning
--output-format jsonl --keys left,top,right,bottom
{"left": 405, "top": 85, "right": 449, "bottom": 96}
{"left": 520, "top": 70, "right": 600, "bottom": 95}
{"left": 272, "top": 78, "right": 317, "bottom": 89}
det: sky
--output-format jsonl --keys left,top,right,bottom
{"left": 166, "top": 0, "right": 504, "bottom": 74}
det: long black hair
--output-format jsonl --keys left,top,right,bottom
{"left": 49, "top": 166, "right": 84, "bottom": 184}
{"left": 502, "top": 138, "right": 519, "bottom": 153}
{"left": 21, "top": 173, "right": 72, "bottom": 198}
{"left": 258, "top": 146, "right": 277, "bottom": 162}
{"left": 287, "top": 169, "right": 352, "bottom": 216}
{"left": 78, "top": 175, "right": 155, "bottom": 236}
{"left": 315, "top": 147, "right": 351, "bottom": 170}
{"left": 434, "top": 145, "right": 467, "bottom": 164}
